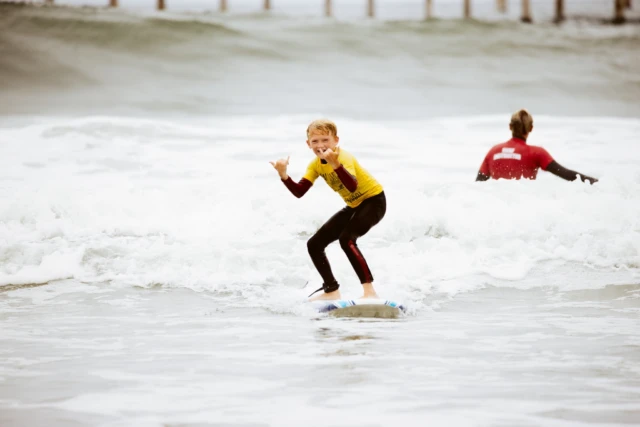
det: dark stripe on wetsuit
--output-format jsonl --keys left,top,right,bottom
{"left": 346, "top": 240, "right": 373, "bottom": 283}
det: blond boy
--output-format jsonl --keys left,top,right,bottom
{"left": 270, "top": 119, "right": 386, "bottom": 301}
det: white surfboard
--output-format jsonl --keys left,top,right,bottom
{"left": 311, "top": 299, "right": 406, "bottom": 319}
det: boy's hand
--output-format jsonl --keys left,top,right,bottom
{"left": 318, "top": 148, "right": 340, "bottom": 169}
{"left": 269, "top": 156, "right": 290, "bottom": 180}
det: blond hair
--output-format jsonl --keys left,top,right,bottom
{"left": 510, "top": 109, "right": 533, "bottom": 139}
{"left": 307, "top": 119, "right": 338, "bottom": 138}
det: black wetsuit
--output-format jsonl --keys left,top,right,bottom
{"left": 281, "top": 154, "right": 385, "bottom": 294}
{"left": 307, "top": 191, "right": 386, "bottom": 293}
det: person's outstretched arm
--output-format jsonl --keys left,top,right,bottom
{"left": 545, "top": 160, "right": 598, "bottom": 185}
{"left": 270, "top": 156, "right": 313, "bottom": 198}
{"left": 281, "top": 176, "right": 312, "bottom": 198}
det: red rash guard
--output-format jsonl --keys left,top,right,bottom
{"left": 479, "top": 138, "right": 554, "bottom": 180}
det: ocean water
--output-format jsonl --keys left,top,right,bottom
{"left": 1, "top": 3, "right": 640, "bottom": 427}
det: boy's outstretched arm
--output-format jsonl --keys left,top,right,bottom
{"left": 545, "top": 161, "right": 598, "bottom": 184}
{"left": 282, "top": 177, "right": 312, "bottom": 198}
{"left": 270, "top": 156, "right": 313, "bottom": 198}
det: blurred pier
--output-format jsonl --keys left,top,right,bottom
{"left": 39, "top": 0, "right": 636, "bottom": 24}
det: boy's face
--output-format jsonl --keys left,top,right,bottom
{"left": 306, "top": 131, "right": 339, "bottom": 158}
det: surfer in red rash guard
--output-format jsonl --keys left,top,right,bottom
{"left": 476, "top": 109, "right": 598, "bottom": 184}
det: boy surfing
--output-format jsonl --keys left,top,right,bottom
{"left": 270, "top": 119, "right": 386, "bottom": 301}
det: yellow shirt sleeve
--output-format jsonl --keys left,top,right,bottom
{"left": 338, "top": 149, "right": 357, "bottom": 176}
{"left": 302, "top": 159, "right": 319, "bottom": 183}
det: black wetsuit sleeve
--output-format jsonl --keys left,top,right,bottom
{"left": 546, "top": 161, "right": 598, "bottom": 185}
{"left": 282, "top": 177, "right": 313, "bottom": 198}
{"left": 476, "top": 171, "right": 490, "bottom": 182}
{"left": 334, "top": 165, "right": 358, "bottom": 192}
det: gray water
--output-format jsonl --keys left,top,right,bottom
{"left": 2, "top": 282, "right": 640, "bottom": 427}
{"left": 1, "top": 3, "right": 640, "bottom": 119}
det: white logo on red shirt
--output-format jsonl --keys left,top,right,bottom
{"left": 494, "top": 147, "right": 521, "bottom": 160}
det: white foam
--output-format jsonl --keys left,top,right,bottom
{"left": 0, "top": 115, "right": 638, "bottom": 311}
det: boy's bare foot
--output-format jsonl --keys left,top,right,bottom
{"left": 309, "top": 289, "right": 341, "bottom": 302}
{"left": 359, "top": 283, "right": 379, "bottom": 299}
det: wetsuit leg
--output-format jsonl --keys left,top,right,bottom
{"left": 338, "top": 192, "right": 386, "bottom": 284}
{"left": 307, "top": 207, "right": 355, "bottom": 292}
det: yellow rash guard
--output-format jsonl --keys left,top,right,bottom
{"left": 302, "top": 148, "right": 383, "bottom": 208}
